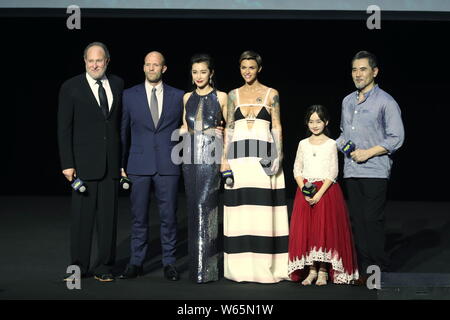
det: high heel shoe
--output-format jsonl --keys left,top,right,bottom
{"left": 316, "top": 270, "right": 328, "bottom": 286}
{"left": 301, "top": 270, "right": 318, "bottom": 286}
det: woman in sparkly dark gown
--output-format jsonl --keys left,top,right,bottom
{"left": 180, "top": 54, "right": 227, "bottom": 283}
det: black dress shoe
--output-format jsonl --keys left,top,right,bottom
{"left": 163, "top": 264, "right": 179, "bottom": 281}
{"left": 118, "top": 264, "right": 143, "bottom": 279}
{"left": 94, "top": 273, "right": 115, "bottom": 282}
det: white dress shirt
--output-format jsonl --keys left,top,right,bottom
{"left": 145, "top": 80, "right": 164, "bottom": 118}
{"left": 85, "top": 73, "right": 113, "bottom": 110}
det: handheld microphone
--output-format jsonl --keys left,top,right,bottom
{"left": 342, "top": 140, "right": 356, "bottom": 157}
{"left": 302, "top": 182, "right": 317, "bottom": 197}
{"left": 120, "top": 176, "right": 132, "bottom": 190}
{"left": 221, "top": 170, "right": 234, "bottom": 187}
{"left": 71, "top": 177, "right": 86, "bottom": 193}
{"left": 260, "top": 158, "right": 276, "bottom": 176}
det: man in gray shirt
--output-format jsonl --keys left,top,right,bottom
{"left": 336, "top": 51, "right": 404, "bottom": 285}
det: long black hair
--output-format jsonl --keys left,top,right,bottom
{"left": 304, "top": 104, "right": 331, "bottom": 137}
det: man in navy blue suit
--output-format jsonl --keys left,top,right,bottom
{"left": 119, "top": 51, "right": 184, "bottom": 280}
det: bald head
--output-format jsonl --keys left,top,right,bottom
{"left": 143, "top": 51, "right": 167, "bottom": 84}
{"left": 145, "top": 51, "right": 165, "bottom": 66}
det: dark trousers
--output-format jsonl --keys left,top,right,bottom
{"left": 128, "top": 174, "right": 179, "bottom": 267}
{"left": 344, "top": 178, "right": 389, "bottom": 276}
{"left": 70, "top": 173, "right": 119, "bottom": 275}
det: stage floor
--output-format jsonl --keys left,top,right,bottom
{"left": 1, "top": 195, "right": 449, "bottom": 300}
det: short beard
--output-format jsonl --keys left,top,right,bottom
{"left": 354, "top": 82, "right": 366, "bottom": 91}
{"left": 354, "top": 79, "right": 375, "bottom": 92}
{"left": 146, "top": 74, "right": 162, "bottom": 84}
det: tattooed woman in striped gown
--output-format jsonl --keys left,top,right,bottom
{"left": 220, "top": 51, "right": 289, "bottom": 283}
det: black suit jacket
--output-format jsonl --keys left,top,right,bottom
{"left": 58, "top": 73, "right": 124, "bottom": 180}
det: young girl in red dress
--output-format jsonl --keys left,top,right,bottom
{"left": 288, "top": 105, "right": 359, "bottom": 285}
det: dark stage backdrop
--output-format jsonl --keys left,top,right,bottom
{"left": 0, "top": 13, "right": 449, "bottom": 201}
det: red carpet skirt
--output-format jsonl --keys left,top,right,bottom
{"left": 288, "top": 180, "right": 359, "bottom": 284}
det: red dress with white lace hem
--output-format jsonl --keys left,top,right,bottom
{"left": 288, "top": 180, "right": 359, "bottom": 284}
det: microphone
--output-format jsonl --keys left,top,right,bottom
{"left": 221, "top": 170, "right": 234, "bottom": 187}
{"left": 259, "top": 158, "right": 276, "bottom": 176}
{"left": 120, "top": 176, "right": 132, "bottom": 190}
{"left": 71, "top": 177, "right": 86, "bottom": 193}
{"left": 302, "top": 181, "right": 317, "bottom": 197}
{"left": 342, "top": 140, "right": 356, "bottom": 157}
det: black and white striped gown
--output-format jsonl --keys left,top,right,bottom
{"left": 224, "top": 88, "right": 289, "bottom": 283}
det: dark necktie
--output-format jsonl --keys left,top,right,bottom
{"left": 150, "top": 87, "right": 159, "bottom": 127}
{"left": 96, "top": 80, "right": 109, "bottom": 118}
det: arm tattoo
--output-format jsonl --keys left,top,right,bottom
{"left": 271, "top": 93, "right": 283, "bottom": 159}
{"left": 226, "top": 90, "right": 236, "bottom": 130}
{"left": 271, "top": 94, "right": 281, "bottom": 125}
{"left": 222, "top": 90, "right": 236, "bottom": 165}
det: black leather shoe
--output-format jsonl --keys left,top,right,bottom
{"left": 94, "top": 273, "right": 115, "bottom": 282}
{"left": 118, "top": 264, "right": 143, "bottom": 279}
{"left": 164, "top": 264, "right": 179, "bottom": 281}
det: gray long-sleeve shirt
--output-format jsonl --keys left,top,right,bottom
{"left": 336, "top": 85, "right": 405, "bottom": 179}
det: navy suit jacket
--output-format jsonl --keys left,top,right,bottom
{"left": 121, "top": 82, "right": 184, "bottom": 175}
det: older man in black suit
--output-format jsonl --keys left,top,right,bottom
{"left": 58, "top": 42, "right": 124, "bottom": 282}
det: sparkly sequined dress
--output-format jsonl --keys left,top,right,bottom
{"left": 182, "top": 90, "right": 223, "bottom": 283}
